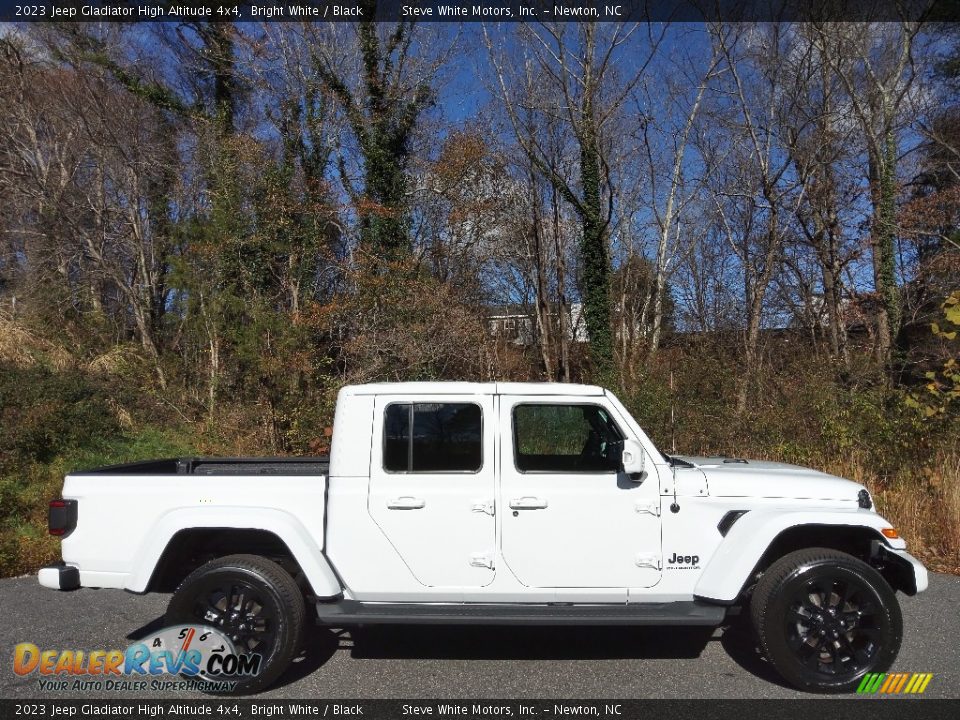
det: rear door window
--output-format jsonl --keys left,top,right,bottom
{"left": 383, "top": 403, "right": 483, "bottom": 473}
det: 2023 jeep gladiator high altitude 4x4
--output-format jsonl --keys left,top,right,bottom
{"left": 40, "top": 382, "right": 927, "bottom": 694}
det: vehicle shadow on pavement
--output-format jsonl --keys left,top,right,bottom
{"left": 343, "top": 625, "right": 716, "bottom": 660}
{"left": 126, "top": 616, "right": 168, "bottom": 640}
{"left": 717, "top": 624, "right": 794, "bottom": 690}
{"left": 126, "top": 616, "right": 794, "bottom": 690}
{"left": 275, "top": 625, "right": 341, "bottom": 689}
{"left": 126, "top": 616, "right": 341, "bottom": 691}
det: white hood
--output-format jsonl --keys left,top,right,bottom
{"left": 674, "top": 456, "right": 866, "bottom": 503}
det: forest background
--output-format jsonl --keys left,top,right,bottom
{"left": 0, "top": 10, "right": 958, "bottom": 577}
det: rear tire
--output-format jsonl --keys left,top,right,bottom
{"left": 166, "top": 554, "right": 305, "bottom": 695}
{"left": 750, "top": 547, "right": 902, "bottom": 693}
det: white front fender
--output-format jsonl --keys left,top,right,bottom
{"left": 126, "top": 506, "right": 342, "bottom": 598}
{"left": 693, "top": 509, "right": 907, "bottom": 603}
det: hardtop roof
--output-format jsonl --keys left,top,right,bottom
{"left": 341, "top": 382, "right": 605, "bottom": 397}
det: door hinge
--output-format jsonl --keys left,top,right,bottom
{"left": 634, "top": 499, "right": 661, "bottom": 517}
{"left": 635, "top": 553, "right": 662, "bottom": 570}
{"left": 469, "top": 553, "right": 495, "bottom": 570}
{"left": 471, "top": 500, "right": 495, "bottom": 516}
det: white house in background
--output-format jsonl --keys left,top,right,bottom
{"left": 486, "top": 311, "right": 535, "bottom": 345}
{"left": 486, "top": 303, "right": 589, "bottom": 346}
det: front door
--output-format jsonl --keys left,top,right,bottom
{"left": 498, "top": 397, "right": 663, "bottom": 589}
{"left": 369, "top": 394, "right": 496, "bottom": 587}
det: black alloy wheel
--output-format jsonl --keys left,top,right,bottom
{"left": 750, "top": 547, "right": 902, "bottom": 693}
{"left": 784, "top": 574, "right": 883, "bottom": 675}
{"left": 166, "top": 554, "right": 305, "bottom": 695}
{"left": 190, "top": 578, "right": 276, "bottom": 654}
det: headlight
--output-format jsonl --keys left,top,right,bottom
{"left": 858, "top": 489, "right": 872, "bottom": 509}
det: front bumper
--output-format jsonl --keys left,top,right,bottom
{"left": 879, "top": 547, "right": 928, "bottom": 595}
{"left": 38, "top": 562, "right": 80, "bottom": 591}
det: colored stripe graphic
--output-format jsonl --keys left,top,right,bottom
{"left": 857, "top": 673, "right": 886, "bottom": 693}
{"left": 879, "top": 674, "right": 897, "bottom": 693}
{"left": 856, "top": 672, "right": 933, "bottom": 695}
{"left": 895, "top": 673, "right": 911, "bottom": 693}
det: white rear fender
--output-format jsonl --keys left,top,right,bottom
{"left": 693, "top": 509, "right": 909, "bottom": 603}
{"left": 126, "top": 507, "right": 342, "bottom": 598}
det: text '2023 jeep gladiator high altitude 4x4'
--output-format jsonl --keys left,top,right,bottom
{"left": 40, "top": 382, "right": 927, "bottom": 694}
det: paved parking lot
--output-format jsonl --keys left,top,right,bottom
{"left": 2, "top": 573, "right": 957, "bottom": 699}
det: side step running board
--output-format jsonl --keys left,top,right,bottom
{"left": 315, "top": 600, "right": 725, "bottom": 627}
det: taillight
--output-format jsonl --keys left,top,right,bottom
{"left": 48, "top": 499, "right": 77, "bottom": 538}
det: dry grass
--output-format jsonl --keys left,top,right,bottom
{"left": 871, "top": 452, "right": 960, "bottom": 575}
{"left": 0, "top": 315, "right": 72, "bottom": 369}
{"left": 804, "top": 449, "right": 960, "bottom": 575}
{"left": 86, "top": 343, "right": 146, "bottom": 376}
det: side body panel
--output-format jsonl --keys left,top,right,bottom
{"left": 59, "top": 473, "right": 338, "bottom": 597}
{"left": 497, "top": 395, "right": 663, "bottom": 592}
{"left": 367, "top": 393, "right": 497, "bottom": 587}
{"left": 629, "top": 497, "right": 895, "bottom": 603}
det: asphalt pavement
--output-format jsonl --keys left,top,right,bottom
{"left": 1, "top": 573, "right": 957, "bottom": 699}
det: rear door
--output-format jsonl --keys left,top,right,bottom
{"left": 498, "top": 397, "right": 663, "bottom": 590}
{"left": 368, "top": 394, "right": 496, "bottom": 587}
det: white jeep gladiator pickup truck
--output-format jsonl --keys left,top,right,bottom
{"left": 40, "top": 382, "right": 927, "bottom": 694}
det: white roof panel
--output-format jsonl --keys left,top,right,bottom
{"left": 342, "top": 382, "right": 496, "bottom": 396}
{"left": 341, "top": 381, "right": 604, "bottom": 397}
{"left": 495, "top": 382, "right": 605, "bottom": 396}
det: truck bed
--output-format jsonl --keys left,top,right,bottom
{"left": 72, "top": 456, "right": 330, "bottom": 476}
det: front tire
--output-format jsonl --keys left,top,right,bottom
{"left": 166, "top": 554, "right": 305, "bottom": 695}
{"left": 750, "top": 547, "right": 902, "bottom": 693}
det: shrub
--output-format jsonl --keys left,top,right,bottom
{"left": 0, "top": 364, "right": 121, "bottom": 471}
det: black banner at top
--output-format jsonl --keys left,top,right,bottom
{"left": 0, "top": 0, "right": 956, "bottom": 23}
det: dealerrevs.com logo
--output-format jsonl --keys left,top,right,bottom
{"left": 12, "top": 625, "right": 261, "bottom": 693}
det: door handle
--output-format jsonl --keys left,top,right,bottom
{"left": 387, "top": 496, "right": 426, "bottom": 510}
{"left": 509, "top": 496, "right": 548, "bottom": 510}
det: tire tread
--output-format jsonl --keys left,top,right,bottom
{"left": 749, "top": 547, "right": 902, "bottom": 693}
{"left": 167, "top": 553, "right": 305, "bottom": 695}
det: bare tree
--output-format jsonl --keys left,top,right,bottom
{"left": 310, "top": 5, "right": 446, "bottom": 263}
{"left": 812, "top": 21, "right": 923, "bottom": 367}
{"left": 709, "top": 23, "right": 804, "bottom": 412}
{"left": 777, "top": 26, "right": 865, "bottom": 371}
{"left": 0, "top": 35, "right": 176, "bottom": 386}
{"left": 484, "top": 21, "right": 666, "bottom": 379}
{"left": 637, "top": 36, "right": 722, "bottom": 363}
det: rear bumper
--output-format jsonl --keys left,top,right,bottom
{"left": 38, "top": 562, "right": 80, "bottom": 591}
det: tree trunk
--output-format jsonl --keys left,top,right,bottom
{"left": 737, "top": 202, "right": 780, "bottom": 414}
{"left": 868, "top": 126, "right": 901, "bottom": 368}
{"left": 552, "top": 183, "right": 571, "bottom": 383}
{"left": 530, "top": 186, "right": 555, "bottom": 380}
{"left": 578, "top": 107, "right": 613, "bottom": 379}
